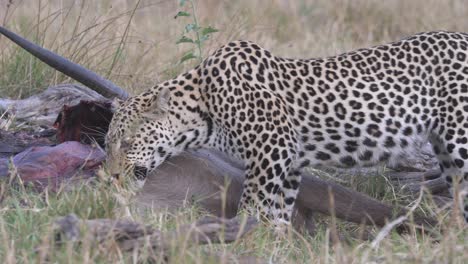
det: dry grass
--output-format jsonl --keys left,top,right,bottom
{"left": 0, "top": 0, "right": 467, "bottom": 263}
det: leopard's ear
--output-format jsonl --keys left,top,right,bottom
{"left": 156, "top": 87, "right": 171, "bottom": 112}
{"left": 141, "top": 87, "right": 171, "bottom": 119}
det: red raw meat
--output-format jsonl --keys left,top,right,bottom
{"left": 0, "top": 141, "right": 105, "bottom": 191}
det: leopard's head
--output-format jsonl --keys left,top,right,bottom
{"left": 105, "top": 76, "right": 211, "bottom": 182}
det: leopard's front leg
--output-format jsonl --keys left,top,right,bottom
{"left": 239, "top": 162, "right": 302, "bottom": 228}
{"left": 236, "top": 122, "right": 301, "bottom": 229}
{"left": 203, "top": 75, "right": 301, "bottom": 228}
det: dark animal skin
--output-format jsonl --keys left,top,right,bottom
{"left": 54, "top": 100, "right": 113, "bottom": 147}
{"left": 0, "top": 25, "right": 436, "bottom": 232}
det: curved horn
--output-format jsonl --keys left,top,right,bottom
{"left": 0, "top": 26, "right": 129, "bottom": 99}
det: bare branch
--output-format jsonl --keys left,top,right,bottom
{"left": 54, "top": 214, "right": 258, "bottom": 254}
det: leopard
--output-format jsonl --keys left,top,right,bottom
{"left": 106, "top": 31, "right": 468, "bottom": 227}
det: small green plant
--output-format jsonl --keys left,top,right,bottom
{"left": 174, "top": 0, "right": 218, "bottom": 63}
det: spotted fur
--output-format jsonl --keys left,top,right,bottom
{"left": 106, "top": 31, "right": 468, "bottom": 226}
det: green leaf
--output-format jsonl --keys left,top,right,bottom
{"left": 174, "top": 11, "right": 190, "bottom": 19}
{"left": 180, "top": 51, "right": 197, "bottom": 63}
{"left": 176, "top": 36, "right": 194, "bottom": 44}
{"left": 185, "top": 23, "right": 199, "bottom": 33}
{"left": 199, "top": 35, "right": 209, "bottom": 43}
{"left": 201, "top": 26, "right": 219, "bottom": 36}
{"left": 179, "top": 0, "right": 187, "bottom": 6}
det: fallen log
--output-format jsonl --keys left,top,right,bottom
{"left": 387, "top": 169, "right": 449, "bottom": 194}
{"left": 54, "top": 214, "right": 258, "bottom": 256}
{"left": 0, "top": 84, "right": 107, "bottom": 126}
{"left": 0, "top": 129, "right": 55, "bottom": 158}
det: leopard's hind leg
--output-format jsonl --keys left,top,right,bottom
{"left": 429, "top": 129, "right": 468, "bottom": 223}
